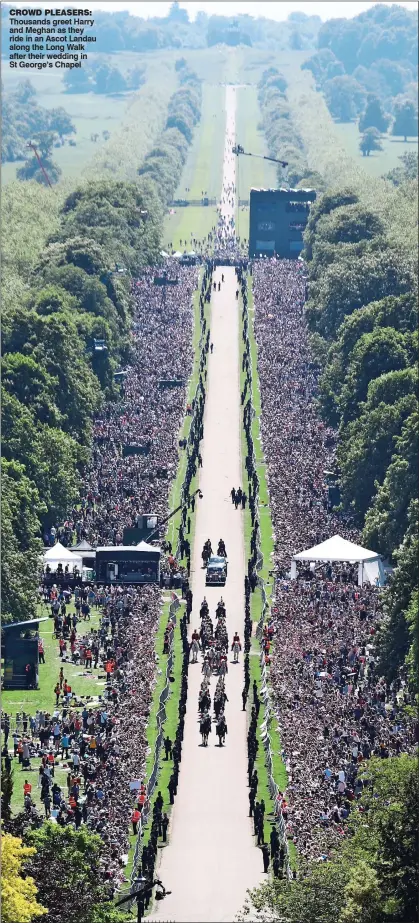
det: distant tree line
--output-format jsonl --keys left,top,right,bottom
{"left": 62, "top": 58, "right": 145, "bottom": 95}
{"left": 1, "top": 2, "right": 322, "bottom": 56}
{"left": 1, "top": 68, "right": 202, "bottom": 623}
{"left": 257, "top": 67, "right": 325, "bottom": 191}
{"left": 2, "top": 80, "right": 75, "bottom": 164}
{"left": 302, "top": 3, "right": 418, "bottom": 139}
{"left": 138, "top": 64, "right": 202, "bottom": 204}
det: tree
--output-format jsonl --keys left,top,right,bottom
{"left": 338, "top": 327, "right": 409, "bottom": 423}
{"left": 306, "top": 244, "right": 416, "bottom": 339}
{"left": 386, "top": 151, "right": 418, "bottom": 185}
{"left": 359, "top": 126, "right": 383, "bottom": 156}
{"left": 2, "top": 353, "right": 60, "bottom": 427}
{"left": 24, "top": 825, "right": 126, "bottom": 923}
{"left": 126, "top": 66, "right": 145, "bottom": 90}
{"left": 392, "top": 98, "right": 418, "bottom": 140}
{"left": 16, "top": 153, "right": 61, "bottom": 186}
{"left": 1, "top": 458, "right": 44, "bottom": 617}
{"left": 338, "top": 394, "right": 417, "bottom": 521}
{"left": 315, "top": 203, "right": 384, "bottom": 246}
{"left": 1, "top": 760, "right": 14, "bottom": 824}
{"left": 168, "top": 1, "right": 189, "bottom": 23}
{"left": 48, "top": 107, "right": 76, "bottom": 140}
{"left": 374, "top": 58, "right": 412, "bottom": 95}
{"left": 373, "top": 499, "right": 418, "bottom": 681}
{"left": 35, "top": 131, "right": 55, "bottom": 159}
{"left": 93, "top": 63, "right": 127, "bottom": 94}
{"left": 324, "top": 75, "right": 365, "bottom": 121}
{"left": 363, "top": 411, "right": 418, "bottom": 557}
{"left": 340, "top": 861, "right": 382, "bottom": 923}
{"left": 1, "top": 834, "right": 46, "bottom": 923}
{"left": 14, "top": 80, "right": 37, "bottom": 103}
{"left": 241, "top": 756, "right": 419, "bottom": 923}
{"left": 63, "top": 65, "right": 92, "bottom": 93}
{"left": 359, "top": 95, "right": 390, "bottom": 132}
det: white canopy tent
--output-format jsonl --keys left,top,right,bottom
{"left": 43, "top": 542, "right": 83, "bottom": 571}
{"left": 136, "top": 540, "right": 161, "bottom": 553}
{"left": 291, "top": 535, "right": 382, "bottom": 586}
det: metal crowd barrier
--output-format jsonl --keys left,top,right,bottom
{"left": 130, "top": 594, "right": 180, "bottom": 885}
{"left": 242, "top": 277, "right": 292, "bottom": 880}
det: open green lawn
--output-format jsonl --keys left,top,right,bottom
{"left": 235, "top": 83, "right": 277, "bottom": 249}
{"left": 2, "top": 602, "right": 103, "bottom": 719}
{"left": 334, "top": 121, "right": 418, "bottom": 178}
{"left": 2, "top": 51, "right": 177, "bottom": 185}
{"left": 1, "top": 91, "right": 135, "bottom": 186}
{"left": 164, "top": 205, "right": 219, "bottom": 253}
{"left": 163, "top": 81, "right": 226, "bottom": 251}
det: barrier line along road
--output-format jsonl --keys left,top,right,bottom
{"left": 152, "top": 85, "right": 263, "bottom": 923}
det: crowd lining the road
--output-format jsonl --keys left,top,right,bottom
{"left": 251, "top": 258, "right": 416, "bottom": 861}
{"left": 2, "top": 266, "right": 215, "bottom": 894}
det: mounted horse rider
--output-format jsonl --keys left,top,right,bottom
{"left": 216, "top": 714, "right": 228, "bottom": 746}
{"left": 200, "top": 712, "right": 212, "bottom": 746}
{"left": 231, "top": 632, "right": 242, "bottom": 663}
{"left": 190, "top": 629, "right": 200, "bottom": 663}
{"left": 217, "top": 539, "right": 227, "bottom": 558}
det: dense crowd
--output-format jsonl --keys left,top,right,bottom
{"left": 251, "top": 258, "right": 416, "bottom": 861}
{"left": 3, "top": 264, "right": 216, "bottom": 894}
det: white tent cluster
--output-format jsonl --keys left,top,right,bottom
{"left": 290, "top": 535, "right": 384, "bottom": 586}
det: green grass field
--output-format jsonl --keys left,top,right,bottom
{"left": 2, "top": 52, "right": 177, "bottom": 185}
{"left": 333, "top": 121, "right": 418, "bottom": 178}
{"left": 239, "top": 278, "right": 297, "bottom": 865}
{"left": 2, "top": 602, "right": 103, "bottom": 718}
{"left": 1, "top": 90, "right": 135, "bottom": 186}
{"left": 163, "top": 81, "right": 226, "bottom": 251}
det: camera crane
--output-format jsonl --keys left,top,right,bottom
{"left": 115, "top": 877, "right": 171, "bottom": 923}
{"left": 232, "top": 144, "right": 288, "bottom": 169}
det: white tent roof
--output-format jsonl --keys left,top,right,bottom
{"left": 43, "top": 542, "right": 83, "bottom": 568}
{"left": 136, "top": 541, "right": 161, "bottom": 553}
{"left": 293, "top": 535, "right": 380, "bottom": 564}
{"left": 96, "top": 543, "right": 160, "bottom": 554}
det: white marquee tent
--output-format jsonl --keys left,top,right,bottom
{"left": 291, "top": 535, "right": 383, "bottom": 586}
{"left": 43, "top": 542, "right": 83, "bottom": 571}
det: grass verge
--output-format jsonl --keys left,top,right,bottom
{"left": 239, "top": 275, "right": 296, "bottom": 866}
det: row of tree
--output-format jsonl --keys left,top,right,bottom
{"left": 257, "top": 67, "right": 325, "bottom": 191}
{"left": 62, "top": 59, "right": 145, "bottom": 95}
{"left": 1, "top": 67, "right": 202, "bottom": 625}
{"left": 302, "top": 4, "right": 418, "bottom": 127}
{"left": 303, "top": 167, "right": 418, "bottom": 691}
{"left": 139, "top": 63, "right": 202, "bottom": 204}
{"left": 2, "top": 79, "right": 75, "bottom": 164}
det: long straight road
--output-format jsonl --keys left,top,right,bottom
{"left": 152, "top": 86, "right": 262, "bottom": 923}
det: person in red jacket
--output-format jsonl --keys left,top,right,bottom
{"left": 131, "top": 808, "right": 141, "bottom": 834}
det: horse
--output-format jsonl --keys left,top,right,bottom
{"left": 200, "top": 715, "right": 211, "bottom": 747}
{"left": 190, "top": 638, "right": 200, "bottom": 663}
{"left": 216, "top": 717, "right": 227, "bottom": 746}
{"left": 202, "top": 659, "right": 212, "bottom": 678}
{"left": 218, "top": 658, "right": 228, "bottom": 677}
{"left": 231, "top": 640, "right": 241, "bottom": 663}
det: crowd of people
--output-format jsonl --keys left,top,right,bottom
{"left": 2, "top": 263, "right": 217, "bottom": 894}
{"left": 250, "top": 258, "right": 416, "bottom": 861}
